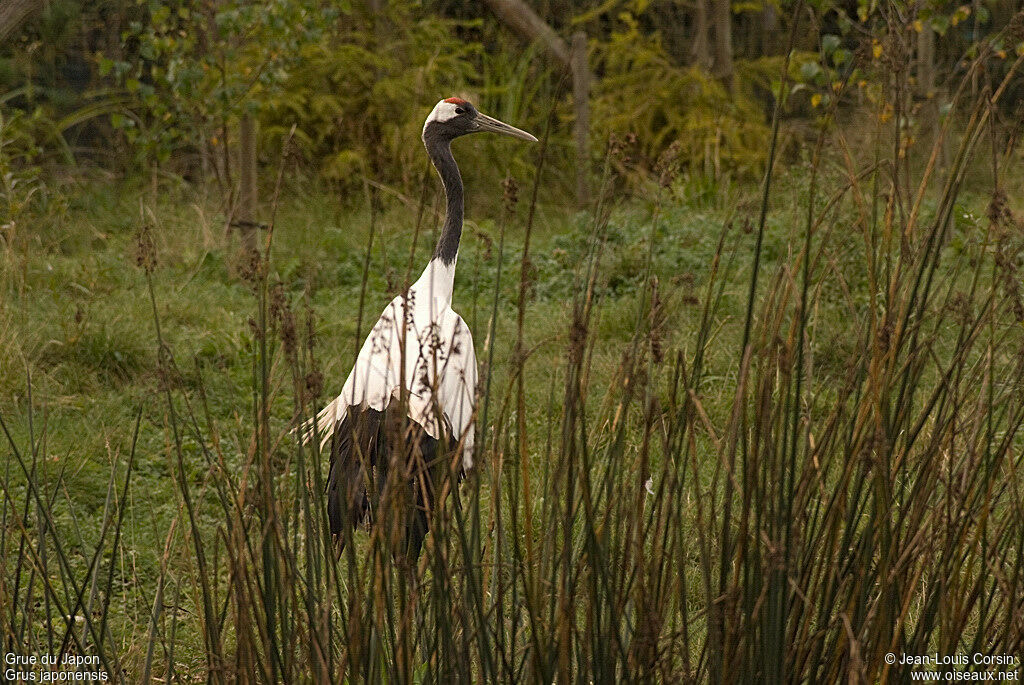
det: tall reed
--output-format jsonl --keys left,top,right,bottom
{"left": 1, "top": 9, "right": 1023, "bottom": 683}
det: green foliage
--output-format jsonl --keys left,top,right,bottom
{"left": 0, "top": 0, "right": 1018, "bottom": 194}
{"left": 592, "top": 16, "right": 789, "bottom": 179}
{"left": 260, "top": 8, "right": 480, "bottom": 190}
{"left": 3, "top": 3, "right": 1024, "bottom": 680}
{"left": 3, "top": 133, "right": 1023, "bottom": 679}
{"left": 0, "top": 103, "right": 69, "bottom": 250}
{"left": 0, "top": 108, "right": 45, "bottom": 216}
{"left": 101, "top": 0, "right": 337, "bottom": 168}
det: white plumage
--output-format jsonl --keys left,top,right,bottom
{"left": 304, "top": 258, "right": 478, "bottom": 467}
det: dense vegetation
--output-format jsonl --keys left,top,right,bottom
{"left": 2, "top": 1, "right": 1024, "bottom": 682}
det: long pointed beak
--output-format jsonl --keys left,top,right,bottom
{"left": 473, "top": 112, "right": 538, "bottom": 142}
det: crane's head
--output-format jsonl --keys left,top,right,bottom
{"left": 422, "top": 98, "right": 538, "bottom": 144}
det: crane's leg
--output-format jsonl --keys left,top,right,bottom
{"left": 386, "top": 415, "right": 454, "bottom": 566}
{"left": 404, "top": 435, "right": 436, "bottom": 563}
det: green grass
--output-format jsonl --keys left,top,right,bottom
{"left": 2, "top": 101, "right": 1024, "bottom": 681}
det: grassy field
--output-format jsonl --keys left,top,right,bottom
{"left": 2, "top": 103, "right": 1024, "bottom": 682}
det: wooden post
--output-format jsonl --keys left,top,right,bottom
{"left": 916, "top": 22, "right": 935, "bottom": 98}
{"left": 712, "top": 0, "right": 734, "bottom": 88}
{"left": 238, "top": 112, "right": 258, "bottom": 253}
{"left": 691, "top": 0, "right": 712, "bottom": 69}
{"left": 571, "top": 31, "right": 590, "bottom": 207}
{"left": 760, "top": 3, "right": 779, "bottom": 57}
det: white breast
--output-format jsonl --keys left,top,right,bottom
{"left": 301, "top": 259, "right": 478, "bottom": 469}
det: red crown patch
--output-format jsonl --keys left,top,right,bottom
{"left": 444, "top": 97, "right": 469, "bottom": 105}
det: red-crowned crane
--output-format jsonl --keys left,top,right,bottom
{"left": 303, "top": 98, "right": 536, "bottom": 561}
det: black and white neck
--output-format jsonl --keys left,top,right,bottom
{"left": 415, "top": 99, "right": 472, "bottom": 305}
{"left": 411, "top": 98, "right": 536, "bottom": 306}
{"left": 424, "top": 130, "right": 463, "bottom": 267}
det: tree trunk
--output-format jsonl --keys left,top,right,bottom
{"left": 482, "top": 0, "right": 570, "bottom": 65}
{"left": 712, "top": 0, "right": 733, "bottom": 87}
{"left": 0, "top": 0, "right": 43, "bottom": 43}
{"left": 691, "top": 0, "right": 712, "bottom": 69}
{"left": 238, "top": 113, "right": 259, "bottom": 254}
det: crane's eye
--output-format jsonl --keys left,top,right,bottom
{"left": 455, "top": 107, "right": 466, "bottom": 115}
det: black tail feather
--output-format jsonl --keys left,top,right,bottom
{"left": 326, "top": 404, "right": 454, "bottom": 562}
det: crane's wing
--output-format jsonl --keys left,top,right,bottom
{"left": 435, "top": 312, "right": 477, "bottom": 467}
{"left": 301, "top": 291, "right": 477, "bottom": 470}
